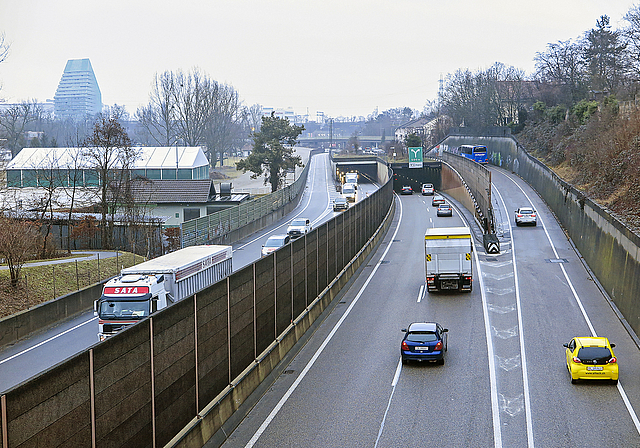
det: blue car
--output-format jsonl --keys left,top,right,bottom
{"left": 401, "top": 322, "right": 448, "bottom": 365}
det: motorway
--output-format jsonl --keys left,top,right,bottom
{"left": 2, "top": 154, "right": 640, "bottom": 447}
{"left": 218, "top": 166, "right": 640, "bottom": 448}
{"left": 0, "top": 152, "right": 375, "bottom": 393}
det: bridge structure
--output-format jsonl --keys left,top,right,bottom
{"left": 298, "top": 135, "right": 388, "bottom": 149}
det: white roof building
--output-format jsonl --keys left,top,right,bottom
{"left": 3, "top": 146, "right": 210, "bottom": 212}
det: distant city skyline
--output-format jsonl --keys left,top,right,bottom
{"left": 0, "top": 0, "right": 635, "bottom": 119}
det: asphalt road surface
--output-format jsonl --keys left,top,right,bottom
{"left": 218, "top": 165, "right": 640, "bottom": 448}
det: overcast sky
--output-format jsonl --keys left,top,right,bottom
{"left": 0, "top": 0, "right": 635, "bottom": 119}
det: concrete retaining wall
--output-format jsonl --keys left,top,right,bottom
{"left": 443, "top": 134, "right": 640, "bottom": 338}
{"left": 0, "top": 281, "right": 106, "bottom": 347}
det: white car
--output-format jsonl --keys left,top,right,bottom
{"left": 287, "top": 218, "right": 312, "bottom": 239}
{"left": 515, "top": 207, "right": 537, "bottom": 226}
{"left": 421, "top": 183, "right": 435, "bottom": 195}
{"left": 261, "top": 235, "right": 291, "bottom": 257}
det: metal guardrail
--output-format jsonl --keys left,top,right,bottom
{"left": 181, "top": 158, "right": 312, "bottom": 247}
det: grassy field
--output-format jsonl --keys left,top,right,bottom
{"left": 0, "top": 251, "right": 144, "bottom": 319}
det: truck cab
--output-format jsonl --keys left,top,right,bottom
{"left": 95, "top": 274, "right": 168, "bottom": 341}
{"left": 342, "top": 183, "right": 357, "bottom": 202}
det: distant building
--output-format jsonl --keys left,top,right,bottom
{"left": 3, "top": 146, "right": 210, "bottom": 212}
{"left": 54, "top": 58, "right": 102, "bottom": 121}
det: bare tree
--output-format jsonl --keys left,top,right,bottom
{"left": 0, "top": 101, "right": 44, "bottom": 157}
{"left": 135, "top": 71, "right": 177, "bottom": 146}
{"left": 172, "top": 68, "right": 214, "bottom": 147}
{"left": 83, "top": 110, "right": 135, "bottom": 249}
{"left": 204, "top": 84, "right": 244, "bottom": 167}
{"left": 24, "top": 152, "right": 62, "bottom": 258}
{"left": 247, "top": 103, "right": 263, "bottom": 133}
{"left": 0, "top": 214, "right": 40, "bottom": 287}
{"left": 534, "top": 39, "right": 588, "bottom": 104}
{"left": 0, "top": 32, "right": 9, "bottom": 65}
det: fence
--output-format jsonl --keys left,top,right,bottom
{"left": 0, "top": 165, "right": 394, "bottom": 448}
{"left": 181, "top": 151, "right": 316, "bottom": 248}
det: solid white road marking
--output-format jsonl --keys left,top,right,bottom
{"left": 502, "top": 173, "right": 640, "bottom": 436}
{"left": 493, "top": 184, "right": 535, "bottom": 448}
{"left": 245, "top": 196, "right": 404, "bottom": 448}
{"left": 0, "top": 317, "right": 97, "bottom": 365}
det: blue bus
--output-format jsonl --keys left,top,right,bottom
{"left": 458, "top": 145, "right": 488, "bottom": 164}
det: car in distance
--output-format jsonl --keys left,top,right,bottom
{"left": 401, "top": 185, "right": 413, "bottom": 195}
{"left": 333, "top": 196, "right": 349, "bottom": 211}
{"left": 436, "top": 203, "right": 453, "bottom": 217}
{"left": 287, "top": 218, "right": 312, "bottom": 239}
{"left": 563, "top": 336, "right": 618, "bottom": 384}
{"left": 401, "top": 322, "right": 448, "bottom": 365}
{"left": 515, "top": 206, "right": 537, "bottom": 226}
{"left": 431, "top": 195, "right": 445, "bottom": 206}
{"left": 261, "top": 234, "right": 291, "bottom": 257}
{"left": 421, "top": 183, "right": 435, "bottom": 195}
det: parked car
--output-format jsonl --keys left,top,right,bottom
{"left": 421, "top": 183, "right": 435, "bottom": 195}
{"left": 431, "top": 195, "right": 445, "bottom": 206}
{"left": 563, "top": 337, "right": 618, "bottom": 384}
{"left": 437, "top": 203, "right": 453, "bottom": 217}
{"left": 401, "top": 185, "right": 413, "bottom": 195}
{"left": 515, "top": 206, "right": 537, "bottom": 226}
{"left": 287, "top": 218, "right": 312, "bottom": 239}
{"left": 333, "top": 196, "right": 349, "bottom": 211}
{"left": 261, "top": 234, "right": 291, "bottom": 257}
{"left": 401, "top": 322, "right": 448, "bottom": 365}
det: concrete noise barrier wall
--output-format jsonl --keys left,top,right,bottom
{"left": 443, "top": 134, "right": 640, "bottom": 339}
{"left": 0, "top": 165, "right": 395, "bottom": 448}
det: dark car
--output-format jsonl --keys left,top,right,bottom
{"left": 333, "top": 196, "right": 349, "bottom": 211}
{"left": 437, "top": 203, "right": 453, "bottom": 217}
{"left": 401, "top": 185, "right": 413, "bottom": 195}
{"left": 401, "top": 322, "right": 448, "bottom": 365}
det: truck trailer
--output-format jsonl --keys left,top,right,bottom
{"left": 94, "top": 245, "right": 232, "bottom": 340}
{"left": 424, "top": 227, "right": 473, "bottom": 292}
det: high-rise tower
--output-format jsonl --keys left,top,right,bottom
{"left": 54, "top": 58, "right": 102, "bottom": 121}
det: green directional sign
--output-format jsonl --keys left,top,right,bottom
{"left": 409, "top": 147, "right": 423, "bottom": 168}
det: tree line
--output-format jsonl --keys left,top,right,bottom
{"left": 439, "top": 8, "right": 640, "bottom": 131}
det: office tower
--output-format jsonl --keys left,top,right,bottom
{"left": 53, "top": 58, "right": 102, "bottom": 120}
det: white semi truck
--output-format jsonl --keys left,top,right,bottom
{"left": 424, "top": 227, "right": 473, "bottom": 292}
{"left": 94, "top": 245, "right": 232, "bottom": 340}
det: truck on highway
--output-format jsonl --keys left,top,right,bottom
{"left": 424, "top": 227, "right": 473, "bottom": 292}
{"left": 345, "top": 172, "right": 358, "bottom": 187}
{"left": 94, "top": 245, "right": 232, "bottom": 340}
{"left": 342, "top": 182, "right": 357, "bottom": 202}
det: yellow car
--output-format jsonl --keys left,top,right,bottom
{"left": 563, "top": 337, "right": 618, "bottom": 384}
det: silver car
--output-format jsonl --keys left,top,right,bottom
{"left": 515, "top": 207, "right": 537, "bottom": 226}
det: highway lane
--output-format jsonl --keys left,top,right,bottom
{"left": 231, "top": 152, "right": 377, "bottom": 269}
{"left": 490, "top": 167, "right": 640, "bottom": 447}
{"left": 220, "top": 192, "right": 495, "bottom": 447}
{"left": 220, "top": 167, "right": 640, "bottom": 448}
{"left": 0, "top": 151, "right": 373, "bottom": 393}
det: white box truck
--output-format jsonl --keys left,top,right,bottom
{"left": 345, "top": 172, "right": 358, "bottom": 187}
{"left": 342, "top": 183, "right": 357, "bottom": 202}
{"left": 94, "top": 245, "right": 232, "bottom": 340}
{"left": 424, "top": 227, "right": 473, "bottom": 292}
